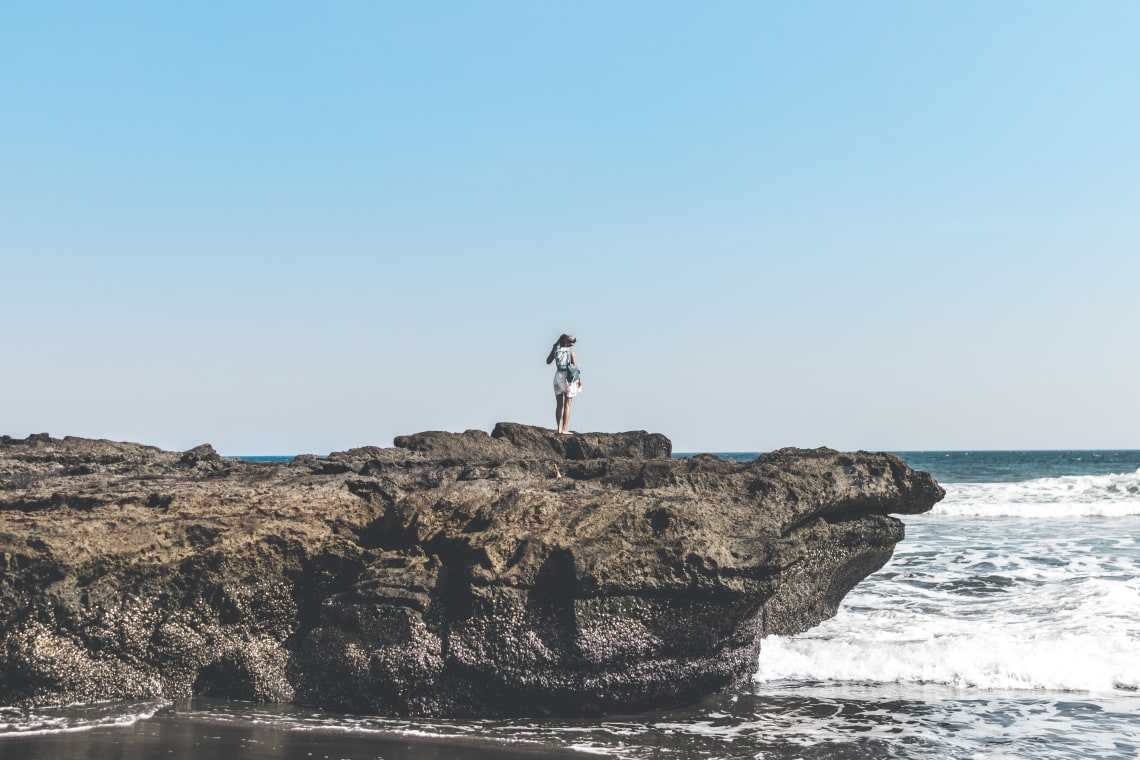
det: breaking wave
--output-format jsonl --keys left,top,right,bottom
{"left": 933, "top": 470, "right": 1140, "bottom": 517}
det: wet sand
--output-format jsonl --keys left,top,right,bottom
{"left": 0, "top": 711, "right": 581, "bottom": 760}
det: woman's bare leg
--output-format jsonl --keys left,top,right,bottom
{"left": 555, "top": 394, "right": 566, "bottom": 433}
{"left": 560, "top": 396, "right": 574, "bottom": 434}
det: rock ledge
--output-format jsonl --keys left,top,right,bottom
{"left": 0, "top": 425, "right": 942, "bottom": 716}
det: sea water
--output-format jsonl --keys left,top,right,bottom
{"left": 2, "top": 451, "right": 1138, "bottom": 759}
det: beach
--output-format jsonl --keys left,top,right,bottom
{"left": 0, "top": 700, "right": 583, "bottom": 760}
{"left": 4, "top": 449, "right": 1138, "bottom": 759}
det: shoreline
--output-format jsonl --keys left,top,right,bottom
{"left": 0, "top": 706, "right": 585, "bottom": 760}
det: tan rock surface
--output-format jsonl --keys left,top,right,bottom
{"left": 0, "top": 424, "right": 942, "bottom": 716}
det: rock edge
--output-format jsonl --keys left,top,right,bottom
{"left": 0, "top": 424, "right": 943, "bottom": 716}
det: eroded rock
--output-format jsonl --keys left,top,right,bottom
{"left": 0, "top": 426, "right": 942, "bottom": 716}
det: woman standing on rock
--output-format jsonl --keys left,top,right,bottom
{"left": 546, "top": 334, "right": 582, "bottom": 434}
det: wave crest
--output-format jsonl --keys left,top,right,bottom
{"left": 934, "top": 470, "right": 1140, "bottom": 517}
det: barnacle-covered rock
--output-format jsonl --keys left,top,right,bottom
{"left": 0, "top": 425, "right": 942, "bottom": 716}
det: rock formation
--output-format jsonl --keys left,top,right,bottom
{"left": 0, "top": 424, "right": 943, "bottom": 716}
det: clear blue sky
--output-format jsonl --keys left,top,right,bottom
{"left": 3, "top": 2, "right": 1138, "bottom": 454}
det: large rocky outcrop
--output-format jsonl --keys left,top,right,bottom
{"left": 0, "top": 424, "right": 943, "bottom": 716}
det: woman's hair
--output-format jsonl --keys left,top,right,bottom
{"left": 557, "top": 334, "right": 576, "bottom": 347}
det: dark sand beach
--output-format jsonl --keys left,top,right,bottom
{"left": 0, "top": 708, "right": 581, "bottom": 760}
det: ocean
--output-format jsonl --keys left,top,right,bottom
{"left": 2, "top": 450, "right": 1138, "bottom": 759}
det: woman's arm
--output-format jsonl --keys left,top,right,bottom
{"left": 546, "top": 344, "right": 558, "bottom": 364}
{"left": 570, "top": 349, "right": 577, "bottom": 367}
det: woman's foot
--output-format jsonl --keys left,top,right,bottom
{"left": 559, "top": 430, "right": 574, "bottom": 435}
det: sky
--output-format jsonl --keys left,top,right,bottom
{"left": 3, "top": 1, "right": 1138, "bottom": 455}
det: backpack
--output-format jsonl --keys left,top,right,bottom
{"left": 555, "top": 347, "right": 580, "bottom": 384}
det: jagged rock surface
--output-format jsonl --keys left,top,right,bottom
{"left": 0, "top": 424, "right": 943, "bottom": 716}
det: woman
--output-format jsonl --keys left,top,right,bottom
{"left": 546, "top": 333, "right": 582, "bottom": 434}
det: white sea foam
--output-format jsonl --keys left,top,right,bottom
{"left": 755, "top": 516, "right": 1140, "bottom": 695}
{"left": 0, "top": 701, "right": 166, "bottom": 737}
{"left": 756, "top": 621, "right": 1140, "bottom": 692}
{"left": 933, "top": 470, "right": 1140, "bottom": 517}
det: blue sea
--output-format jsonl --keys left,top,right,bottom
{"left": 2, "top": 450, "right": 1138, "bottom": 759}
